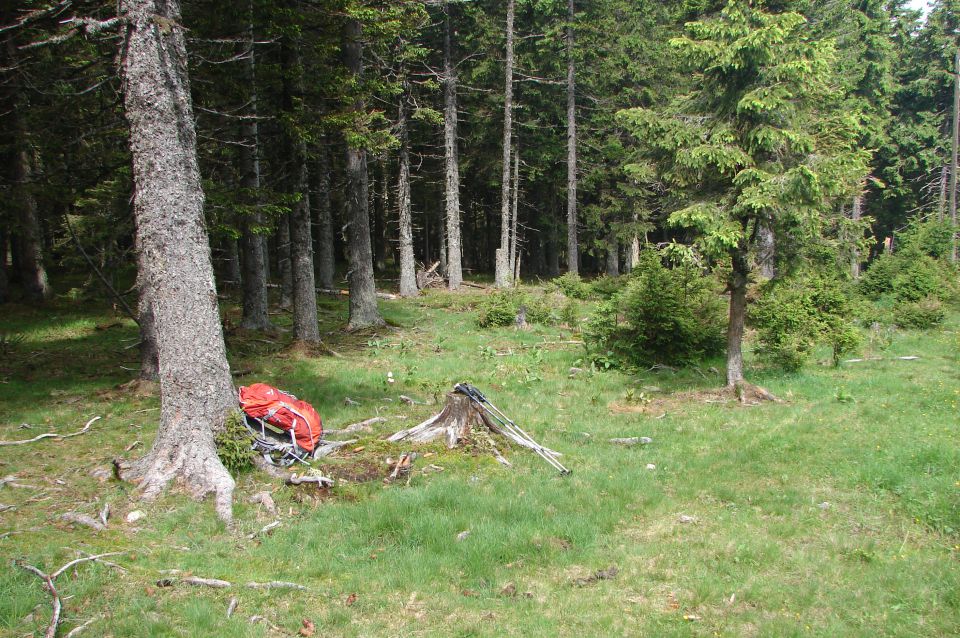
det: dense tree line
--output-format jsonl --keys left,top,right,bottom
{"left": 1, "top": 0, "right": 957, "bottom": 516}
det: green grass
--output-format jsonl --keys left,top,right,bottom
{"left": 1, "top": 289, "right": 959, "bottom": 637}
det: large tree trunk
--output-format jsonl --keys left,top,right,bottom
{"left": 443, "top": 1, "right": 463, "bottom": 290}
{"left": 605, "top": 230, "right": 619, "bottom": 276}
{"left": 239, "top": 10, "right": 272, "bottom": 332}
{"left": 509, "top": 144, "right": 520, "bottom": 283}
{"left": 565, "top": 0, "right": 578, "bottom": 276}
{"left": 757, "top": 223, "right": 775, "bottom": 279}
{"left": 313, "top": 139, "right": 336, "bottom": 291}
{"left": 119, "top": 0, "right": 236, "bottom": 522}
{"left": 0, "top": 229, "right": 8, "bottom": 304}
{"left": 343, "top": 18, "right": 384, "bottom": 329}
{"left": 850, "top": 192, "right": 862, "bottom": 279}
{"left": 10, "top": 92, "right": 51, "bottom": 301}
{"left": 135, "top": 247, "right": 159, "bottom": 381}
{"left": 495, "top": 0, "right": 515, "bottom": 288}
{"left": 281, "top": 33, "right": 319, "bottom": 342}
{"left": 277, "top": 214, "right": 293, "bottom": 308}
{"left": 726, "top": 246, "right": 749, "bottom": 387}
{"left": 951, "top": 47, "right": 959, "bottom": 263}
{"left": 397, "top": 77, "right": 418, "bottom": 298}
{"left": 373, "top": 157, "right": 388, "bottom": 273}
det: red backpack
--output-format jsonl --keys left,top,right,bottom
{"left": 239, "top": 384, "right": 323, "bottom": 459}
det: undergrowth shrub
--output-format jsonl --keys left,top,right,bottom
{"left": 583, "top": 251, "right": 725, "bottom": 368}
{"left": 893, "top": 296, "right": 945, "bottom": 329}
{"left": 589, "top": 275, "right": 629, "bottom": 299}
{"left": 548, "top": 272, "right": 592, "bottom": 299}
{"left": 475, "top": 290, "right": 566, "bottom": 328}
{"left": 751, "top": 275, "right": 862, "bottom": 369}
{"left": 215, "top": 411, "right": 255, "bottom": 476}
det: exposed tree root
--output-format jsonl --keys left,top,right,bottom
{"left": 0, "top": 416, "right": 99, "bottom": 447}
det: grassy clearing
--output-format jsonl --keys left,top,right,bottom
{"left": 1, "top": 289, "right": 959, "bottom": 637}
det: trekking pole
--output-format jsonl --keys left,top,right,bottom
{"left": 455, "top": 384, "right": 570, "bottom": 475}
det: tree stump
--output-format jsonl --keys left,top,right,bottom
{"left": 387, "top": 392, "right": 490, "bottom": 448}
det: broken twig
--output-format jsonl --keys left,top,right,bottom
{"left": 0, "top": 417, "right": 100, "bottom": 447}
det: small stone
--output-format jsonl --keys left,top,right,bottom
{"left": 343, "top": 397, "right": 359, "bottom": 406}
{"left": 89, "top": 467, "right": 112, "bottom": 482}
{"left": 646, "top": 464, "right": 656, "bottom": 471}
{"left": 126, "top": 510, "right": 145, "bottom": 523}
{"left": 678, "top": 514, "right": 697, "bottom": 524}
{"left": 568, "top": 367, "right": 584, "bottom": 378}
{"left": 456, "top": 530, "right": 471, "bottom": 542}
{"left": 818, "top": 501, "right": 831, "bottom": 510}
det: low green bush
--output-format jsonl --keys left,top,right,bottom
{"left": 583, "top": 251, "right": 726, "bottom": 368}
{"left": 548, "top": 272, "right": 592, "bottom": 299}
{"left": 215, "top": 411, "right": 256, "bottom": 476}
{"left": 475, "top": 291, "right": 521, "bottom": 328}
{"left": 751, "top": 275, "right": 862, "bottom": 370}
{"left": 893, "top": 296, "right": 945, "bottom": 329}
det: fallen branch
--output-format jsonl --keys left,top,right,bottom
{"left": 609, "top": 437, "right": 652, "bottom": 446}
{"left": 64, "top": 618, "right": 96, "bottom": 638}
{"left": 246, "top": 580, "right": 308, "bottom": 591}
{"left": 14, "top": 552, "right": 124, "bottom": 638}
{"left": 182, "top": 577, "right": 231, "bottom": 589}
{"left": 226, "top": 597, "right": 239, "bottom": 619}
{"left": 247, "top": 520, "right": 282, "bottom": 539}
{"left": 325, "top": 417, "right": 386, "bottom": 436}
{"left": 317, "top": 287, "right": 399, "bottom": 300}
{"left": 0, "top": 417, "right": 100, "bottom": 447}
{"left": 59, "top": 512, "right": 105, "bottom": 532}
{"left": 313, "top": 439, "right": 357, "bottom": 458}
{"left": 285, "top": 474, "right": 333, "bottom": 487}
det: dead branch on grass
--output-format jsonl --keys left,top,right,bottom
{"left": 14, "top": 552, "right": 124, "bottom": 638}
{"left": 0, "top": 417, "right": 100, "bottom": 447}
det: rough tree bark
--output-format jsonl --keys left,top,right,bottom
{"left": 951, "top": 47, "right": 959, "bottom": 263}
{"left": 565, "top": 0, "right": 579, "bottom": 276}
{"left": 135, "top": 254, "right": 159, "bottom": 381}
{"left": 119, "top": 0, "right": 236, "bottom": 522}
{"left": 443, "top": 0, "right": 463, "bottom": 290}
{"left": 850, "top": 192, "right": 862, "bottom": 279}
{"left": 281, "top": 32, "right": 319, "bottom": 342}
{"left": 0, "top": 229, "right": 8, "bottom": 304}
{"left": 276, "top": 214, "right": 293, "bottom": 308}
{"left": 605, "top": 230, "right": 619, "bottom": 276}
{"left": 239, "top": 6, "right": 272, "bottom": 331}
{"left": 7, "top": 36, "right": 51, "bottom": 303}
{"left": 343, "top": 18, "right": 384, "bottom": 329}
{"left": 397, "top": 74, "right": 418, "bottom": 298}
{"left": 509, "top": 144, "right": 520, "bottom": 283}
{"left": 373, "top": 157, "right": 388, "bottom": 273}
{"left": 757, "top": 223, "right": 775, "bottom": 279}
{"left": 725, "top": 245, "right": 749, "bottom": 387}
{"left": 495, "top": 0, "right": 515, "bottom": 288}
{"left": 313, "top": 139, "right": 336, "bottom": 291}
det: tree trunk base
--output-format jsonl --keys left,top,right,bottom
{"left": 117, "top": 432, "right": 235, "bottom": 524}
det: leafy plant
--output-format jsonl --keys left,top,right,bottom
{"left": 893, "top": 296, "right": 945, "bottom": 330}
{"left": 548, "top": 273, "right": 592, "bottom": 300}
{"left": 215, "top": 411, "right": 256, "bottom": 476}
{"left": 583, "top": 251, "right": 725, "bottom": 368}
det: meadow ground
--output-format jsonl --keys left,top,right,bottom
{"left": 0, "top": 287, "right": 958, "bottom": 637}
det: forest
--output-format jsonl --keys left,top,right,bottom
{"left": 1, "top": 0, "right": 960, "bottom": 636}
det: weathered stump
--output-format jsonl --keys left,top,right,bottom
{"left": 387, "top": 392, "right": 490, "bottom": 448}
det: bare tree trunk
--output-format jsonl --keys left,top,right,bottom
{"left": 119, "top": 0, "right": 235, "bottom": 523}
{"left": 495, "top": 0, "right": 515, "bottom": 288}
{"left": 136, "top": 263, "right": 159, "bottom": 381}
{"left": 626, "top": 218, "right": 640, "bottom": 273}
{"left": 757, "top": 224, "right": 775, "bottom": 279}
{"left": 726, "top": 246, "right": 749, "bottom": 387}
{"left": 566, "top": 0, "right": 578, "bottom": 276}
{"left": 313, "top": 139, "right": 336, "bottom": 290}
{"left": 443, "top": 0, "right": 463, "bottom": 290}
{"left": 343, "top": 18, "right": 384, "bottom": 329}
{"left": 281, "top": 34, "right": 319, "bottom": 342}
{"left": 277, "top": 214, "right": 292, "bottom": 308}
{"left": 0, "top": 229, "right": 8, "bottom": 304}
{"left": 938, "top": 164, "right": 948, "bottom": 223}
{"left": 606, "top": 230, "right": 619, "bottom": 276}
{"left": 239, "top": 7, "right": 271, "bottom": 331}
{"left": 8, "top": 57, "right": 51, "bottom": 302}
{"left": 373, "top": 157, "right": 387, "bottom": 272}
{"left": 224, "top": 238, "right": 241, "bottom": 285}
{"left": 951, "top": 47, "right": 959, "bottom": 263}
{"left": 509, "top": 144, "right": 519, "bottom": 283}
{"left": 851, "top": 193, "right": 862, "bottom": 279}
{"left": 397, "top": 75, "right": 418, "bottom": 298}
